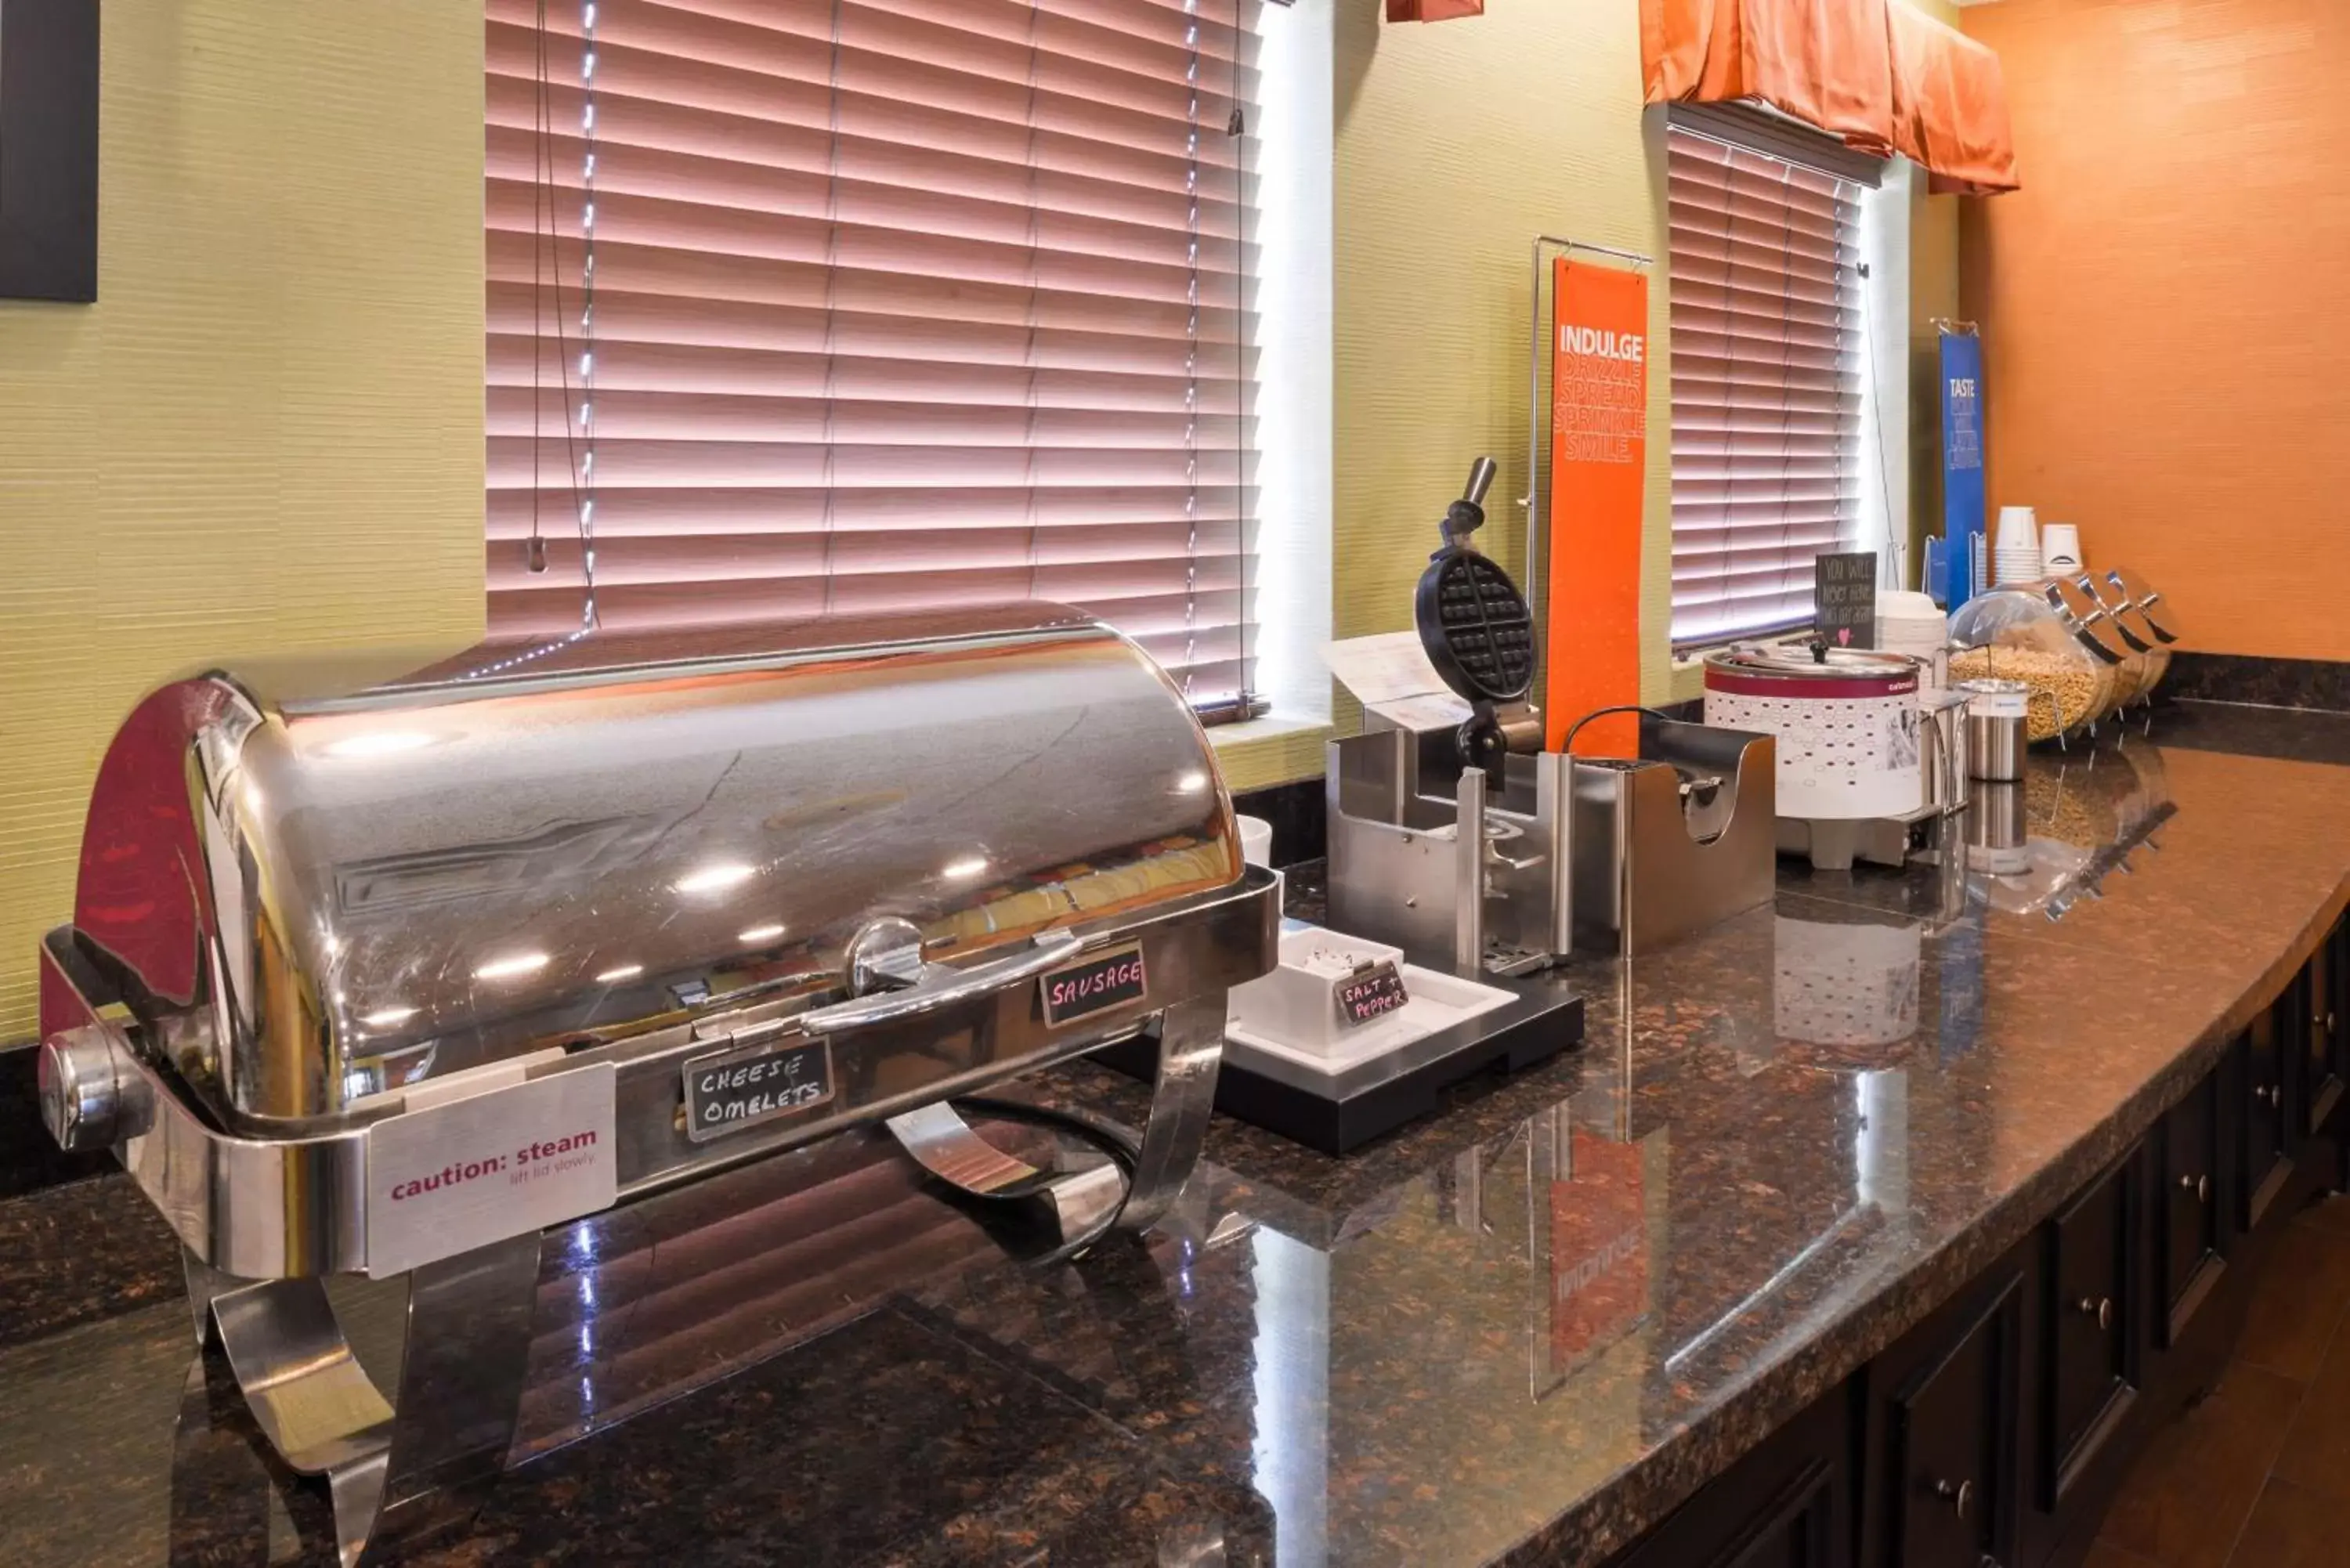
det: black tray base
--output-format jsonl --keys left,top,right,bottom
{"left": 1101, "top": 973, "right": 1585, "bottom": 1154}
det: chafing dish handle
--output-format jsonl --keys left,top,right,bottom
{"left": 796, "top": 930, "right": 1087, "bottom": 1035}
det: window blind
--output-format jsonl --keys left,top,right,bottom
{"left": 486, "top": 0, "right": 1260, "bottom": 712}
{"left": 1665, "top": 124, "right": 1865, "bottom": 647}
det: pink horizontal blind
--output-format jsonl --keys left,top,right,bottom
{"left": 486, "top": 0, "right": 1260, "bottom": 710}
{"left": 1665, "top": 125, "right": 1864, "bottom": 646}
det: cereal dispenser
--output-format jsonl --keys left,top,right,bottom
{"left": 1945, "top": 581, "right": 2134, "bottom": 742}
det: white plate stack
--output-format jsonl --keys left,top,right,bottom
{"left": 1878, "top": 590, "right": 1950, "bottom": 689}
{"left": 1994, "top": 505, "right": 2043, "bottom": 584}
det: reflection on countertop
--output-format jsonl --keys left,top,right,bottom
{"left": 5, "top": 704, "right": 2350, "bottom": 1568}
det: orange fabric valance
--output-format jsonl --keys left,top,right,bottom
{"left": 1886, "top": 2, "right": 2019, "bottom": 194}
{"left": 1386, "top": 0, "right": 1483, "bottom": 19}
{"left": 1642, "top": 0, "right": 1896, "bottom": 156}
{"left": 1641, "top": 0, "right": 2018, "bottom": 193}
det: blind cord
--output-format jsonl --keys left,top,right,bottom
{"left": 526, "top": 0, "right": 595, "bottom": 630}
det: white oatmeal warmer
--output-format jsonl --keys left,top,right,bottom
{"left": 1701, "top": 644, "right": 1927, "bottom": 830}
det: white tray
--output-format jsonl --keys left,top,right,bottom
{"left": 1227, "top": 945, "right": 1515, "bottom": 1079}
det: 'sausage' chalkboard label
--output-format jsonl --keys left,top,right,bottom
{"left": 682, "top": 1035, "right": 834, "bottom": 1143}
{"left": 1039, "top": 942, "right": 1148, "bottom": 1028}
{"left": 1813, "top": 551, "right": 1879, "bottom": 649}
{"left": 1334, "top": 961, "right": 1410, "bottom": 1028}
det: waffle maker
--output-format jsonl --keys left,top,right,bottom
{"left": 1413, "top": 457, "right": 1537, "bottom": 779}
{"left": 1329, "top": 457, "right": 1776, "bottom": 963}
{"left": 33, "top": 605, "right": 1278, "bottom": 1564}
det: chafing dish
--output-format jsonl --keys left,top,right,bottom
{"left": 34, "top": 603, "right": 1277, "bottom": 1564}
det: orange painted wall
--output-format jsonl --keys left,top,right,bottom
{"left": 1960, "top": 0, "right": 2350, "bottom": 660}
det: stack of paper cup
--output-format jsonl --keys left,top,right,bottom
{"left": 2040, "top": 522, "right": 2083, "bottom": 576}
{"left": 1994, "top": 505, "right": 2043, "bottom": 584}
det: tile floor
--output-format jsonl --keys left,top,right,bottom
{"left": 2086, "top": 1194, "right": 2350, "bottom": 1567}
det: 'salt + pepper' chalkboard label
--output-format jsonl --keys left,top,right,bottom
{"left": 682, "top": 1035, "right": 835, "bottom": 1143}
{"left": 1334, "top": 961, "right": 1410, "bottom": 1028}
{"left": 1039, "top": 942, "right": 1148, "bottom": 1028}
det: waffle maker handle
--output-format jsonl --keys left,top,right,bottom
{"left": 1441, "top": 457, "right": 1499, "bottom": 547}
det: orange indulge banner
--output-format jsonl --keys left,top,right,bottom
{"left": 1543, "top": 259, "right": 1649, "bottom": 758}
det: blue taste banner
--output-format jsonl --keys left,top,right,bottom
{"left": 1932, "top": 330, "right": 1986, "bottom": 607}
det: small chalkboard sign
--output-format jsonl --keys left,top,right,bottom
{"left": 1039, "top": 942, "right": 1148, "bottom": 1028}
{"left": 1334, "top": 960, "right": 1410, "bottom": 1028}
{"left": 682, "top": 1035, "right": 834, "bottom": 1143}
{"left": 1814, "top": 551, "right": 1879, "bottom": 649}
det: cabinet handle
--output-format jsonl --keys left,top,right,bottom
{"left": 2254, "top": 1084, "right": 2281, "bottom": 1108}
{"left": 2077, "top": 1295, "right": 2116, "bottom": 1331}
{"left": 2180, "top": 1172, "right": 2211, "bottom": 1203}
{"left": 1933, "top": 1477, "right": 1976, "bottom": 1520}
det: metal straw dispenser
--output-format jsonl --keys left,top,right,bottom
{"left": 33, "top": 605, "right": 1277, "bottom": 1564}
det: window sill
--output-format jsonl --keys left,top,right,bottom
{"left": 1209, "top": 714, "right": 1332, "bottom": 793}
{"left": 1669, "top": 630, "right": 1817, "bottom": 704}
{"left": 1667, "top": 647, "right": 1716, "bottom": 706}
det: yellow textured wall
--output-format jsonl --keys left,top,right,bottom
{"left": 0, "top": 2, "right": 487, "bottom": 1042}
{"left": 1332, "top": 1, "right": 1672, "bottom": 703}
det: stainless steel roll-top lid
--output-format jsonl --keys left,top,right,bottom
{"left": 62, "top": 605, "right": 1240, "bottom": 1129}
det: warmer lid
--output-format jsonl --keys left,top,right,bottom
{"left": 1703, "top": 645, "right": 1923, "bottom": 696}
{"left": 62, "top": 605, "right": 1241, "bottom": 1128}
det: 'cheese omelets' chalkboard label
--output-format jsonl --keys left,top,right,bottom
{"left": 682, "top": 1035, "right": 834, "bottom": 1143}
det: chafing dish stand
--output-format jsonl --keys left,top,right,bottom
{"left": 33, "top": 605, "right": 1278, "bottom": 1566}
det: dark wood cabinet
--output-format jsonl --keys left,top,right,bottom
{"left": 2307, "top": 930, "right": 2345, "bottom": 1140}
{"left": 2276, "top": 952, "right": 2334, "bottom": 1145}
{"left": 2156, "top": 1072, "right": 2225, "bottom": 1346}
{"left": 2040, "top": 1159, "right": 2139, "bottom": 1507}
{"left": 2240, "top": 1017, "right": 2293, "bottom": 1229}
{"left": 1607, "top": 1382, "right": 1852, "bottom": 1568}
{"left": 1866, "top": 1275, "right": 2022, "bottom": 1568}
{"left": 1614, "top": 930, "right": 2349, "bottom": 1568}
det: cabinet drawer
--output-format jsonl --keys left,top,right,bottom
{"left": 1881, "top": 1276, "right": 2022, "bottom": 1568}
{"left": 1608, "top": 1383, "right": 1850, "bottom": 1568}
{"left": 2159, "top": 1073, "right": 2225, "bottom": 1346}
{"left": 2308, "top": 934, "right": 2345, "bottom": 1139}
{"left": 2042, "top": 1159, "right": 2138, "bottom": 1505}
{"left": 2241, "top": 1017, "right": 2292, "bottom": 1230}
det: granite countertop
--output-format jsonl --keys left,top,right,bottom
{"left": 5, "top": 700, "right": 2350, "bottom": 1568}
